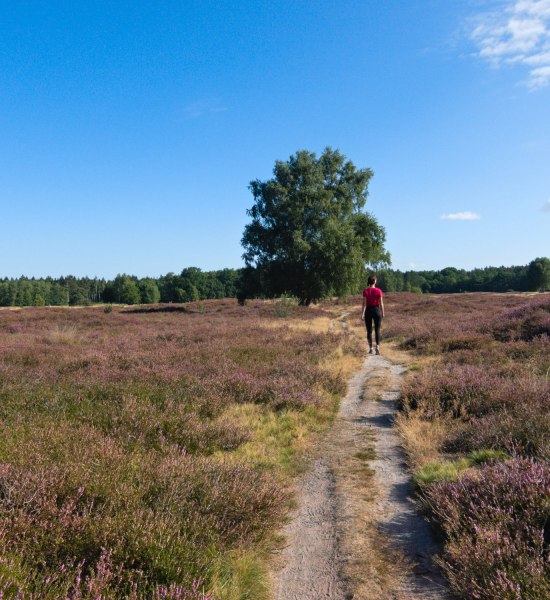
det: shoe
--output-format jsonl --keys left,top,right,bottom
{"left": 368, "top": 347, "right": 374, "bottom": 354}
{"left": 375, "top": 347, "right": 380, "bottom": 355}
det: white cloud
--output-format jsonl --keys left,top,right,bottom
{"left": 470, "top": 0, "right": 550, "bottom": 89}
{"left": 183, "top": 99, "right": 228, "bottom": 118}
{"left": 440, "top": 211, "right": 481, "bottom": 221}
{"left": 542, "top": 198, "right": 550, "bottom": 211}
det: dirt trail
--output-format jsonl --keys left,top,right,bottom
{"left": 272, "top": 352, "right": 449, "bottom": 600}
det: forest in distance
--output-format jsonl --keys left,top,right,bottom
{"left": 1, "top": 258, "right": 548, "bottom": 308}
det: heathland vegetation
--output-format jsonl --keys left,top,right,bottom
{"left": 384, "top": 291, "right": 550, "bottom": 598}
{"left": 2, "top": 292, "right": 548, "bottom": 598}
{"left": 0, "top": 299, "right": 360, "bottom": 598}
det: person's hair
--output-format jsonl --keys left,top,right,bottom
{"left": 367, "top": 274, "right": 377, "bottom": 286}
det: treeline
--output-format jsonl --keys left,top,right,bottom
{"left": 0, "top": 277, "right": 106, "bottom": 307}
{"left": 0, "top": 268, "right": 241, "bottom": 307}
{"left": 376, "top": 258, "right": 549, "bottom": 294}
{"left": 1, "top": 259, "right": 547, "bottom": 307}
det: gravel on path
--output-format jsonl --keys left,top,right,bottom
{"left": 272, "top": 352, "right": 450, "bottom": 600}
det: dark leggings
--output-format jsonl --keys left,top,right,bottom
{"left": 365, "top": 306, "right": 382, "bottom": 346}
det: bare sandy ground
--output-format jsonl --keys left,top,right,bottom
{"left": 272, "top": 352, "right": 450, "bottom": 600}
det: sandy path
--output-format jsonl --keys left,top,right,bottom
{"left": 272, "top": 353, "right": 449, "bottom": 600}
{"left": 272, "top": 456, "right": 348, "bottom": 600}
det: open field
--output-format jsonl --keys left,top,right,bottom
{"left": 0, "top": 299, "right": 361, "bottom": 599}
{"left": 382, "top": 292, "right": 550, "bottom": 599}
{"left": 1, "top": 292, "right": 548, "bottom": 599}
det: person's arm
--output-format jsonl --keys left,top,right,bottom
{"left": 380, "top": 296, "right": 385, "bottom": 318}
{"left": 361, "top": 295, "right": 366, "bottom": 320}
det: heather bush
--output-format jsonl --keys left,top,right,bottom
{"left": 0, "top": 301, "right": 356, "bottom": 596}
{"left": 381, "top": 292, "right": 538, "bottom": 350}
{"left": 0, "top": 422, "right": 286, "bottom": 594}
{"left": 505, "top": 336, "right": 550, "bottom": 377}
{"left": 400, "top": 364, "right": 501, "bottom": 418}
{"left": 448, "top": 399, "right": 550, "bottom": 461}
{"left": 440, "top": 333, "right": 489, "bottom": 353}
{"left": 380, "top": 292, "right": 550, "bottom": 595}
{"left": 424, "top": 459, "right": 550, "bottom": 599}
{"left": 0, "top": 553, "right": 215, "bottom": 599}
{"left": 488, "top": 297, "right": 550, "bottom": 342}
{"left": 402, "top": 363, "right": 549, "bottom": 421}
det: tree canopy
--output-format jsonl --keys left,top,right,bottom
{"left": 241, "top": 148, "right": 389, "bottom": 304}
{"left": 527, "top": 257, "right": 550, "bottom": 291}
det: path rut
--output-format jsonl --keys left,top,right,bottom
{"left": 273, "top": 353, "right": 449, "bottom": 600}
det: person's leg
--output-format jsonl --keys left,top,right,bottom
{"left": 365, "top": 313, "right": 373, "bottom": 350}
{"left": 373, "top": 309, "right": 382, "bottom": 353}
{"left": 374, "top": 311, "right": 381, "bottom": 346}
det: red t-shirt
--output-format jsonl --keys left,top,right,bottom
{"left": 363, "top": 287, "right": 383, "bottom": 307}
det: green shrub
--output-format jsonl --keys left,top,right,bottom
{"left": 468, "top": 449, "right": 508, "bottom": 464}
{"left": 414, "top": 450, "right": 507, "bottom": 488}
{"left": 273, "top": 294, "right": 299, "bottom": 318}
{"left": 414, "top": 458, "right": 471, "bottom": 487}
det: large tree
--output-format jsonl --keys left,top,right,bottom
{"left": 527, "top": 257, "right": 550, "bottom": 291}
{"left": 241, "top": 148, "right": 389, "bottom": 304}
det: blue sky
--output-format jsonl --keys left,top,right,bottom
{"left": 1, "top": 0, "right": 549, "bottom": 278}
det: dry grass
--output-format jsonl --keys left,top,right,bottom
{"left": 334, "top": 339, "right": 440, "bottom": 599}
{"left": 394, "top": 346, "right": 449, "bottom": 471}
{"left": 259, "top": 315, "right": 333, "bottom": 334}
{"left": 334, "top": 418, "right": 408, "bottom": 599}
{"left": 395, "top": 412, "right": 450, "bottom": 470}
{"left": 362, "top": 367, "right": 392, "bottom": 401}
{"left": 342, "top": 525, "right": 410, "bottom": 600}
{"left": 331, "top": 351, "right": 408, "bottom": 600}
{"left": 319, "top": 345, "right": 363, "bottom": 381}
{"left": 46, "top": 323, "right": 81, "bottom": 345}
{"left": 220, "top": 400, "right": 337, "bottom": 477}
{"left": 378, "top": 343, "right": 416, "bottom": 367}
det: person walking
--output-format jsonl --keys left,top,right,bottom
{"left": 361, "top": 274, "right": 385, "bottom": 355}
